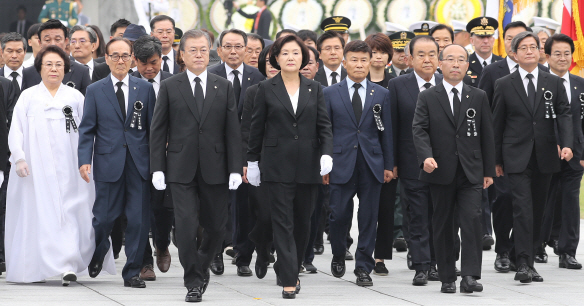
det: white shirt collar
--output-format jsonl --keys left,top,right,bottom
{"left": 474, "top": 53, "right": 493, "bottom": 66}
{"left": 75, "top": 58, "right": 94, "bottom": 70}
{"left": 442, "top": 80, "right": 463, "bottom": 96}
{"left": 345, "top": 77, "right": 367, "bottom": 91}
{"left": 141, "top": 71, "right": 162, "bottom": 84}
{"left": 225, "top": 62, "right": 244, "bottom": 77}
{"left": 163, "top": 49, "right": 174, "bottom": 60}
{"left": 4, "top": 65, "right": 23, "bottom": 77}
{"left": 323, "top": 64, "right": 342, "bottom": 78}
{"left": 550, "top": 70, "right": 570, "bottom": 83}
{"left": 506, "top": 56, "right": 518, "bottom": 72}
{"left": 111, "top": 73, "right": 129, "bottom": 87}
{"left": 518, "top": 66, "right": 539, "bottom": 82}
{"left": 414, "top": 71, "right": 436, "bottom": 90}
{"left": 187, "top": 68, "right": 207, "bottom": 86}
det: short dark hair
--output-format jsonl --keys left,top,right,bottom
{"left": 34, "top": 45, "right": 71, "bottom": 74}
{"left": 316, "top": 31, "right": 345, "bottom": 52}
{"left": 269, "top": 35, "right": 310, "bottom": 70}
{"left": 364, "top": 33, "right": 393, "bottom": 63}
{"left": 258, "top": 45, "right": 272, "bottom": 77}
{"left": 150, "top": 15, "right": 175, "bottom": 31}
{"left": 219, "top": 29, "right": 247, "bottom": 47}
{"left": 429, "top": 24, "right": 454, "bottom": 42}
{"left": 89, "top": 25, "right": 106, "bottom": 57}
{"left": 511, "top": 31, "right": 540, "bottom": 53}
{"left": 276, "top": 29, "right": 297, "bottom": 39}
{"left": 544, "top": 33, "right": 575, "bottom": 55}
{"left": 307, "top": 46, "right": 319, "bottom": 62}
{"left": 109, "top": 19, "right": 131, "bottom": 36}
{"left": 38, "top": 19, "right": 68, "bottom": 39}
{"left": 344, "top": 40, "right": 372, "bottom": 58}
{"left": 297, "top": 30, "right": 317, "bottom": 44}
{"left": 503, "top": 21, "right": 527, "bottom": 39}
{"left": 133, "top": 36, "right": 162, "bottom": 63}
{"left": 1, "top": 32, "right": 27, "bottom": 51}
{"left": 106, "top": 36, "right": 133, "bottom": 54}
{"left": 409, "top": 35, "right": 439, "bottom": 55}
{"left": 438, "top": 44, "right": 469, "bottom": 61}
{"left": 27, "top": 23, "right": 41, "bottom": 40}
{"left": 247, "top": 33, "right": 265, "bottom": 49}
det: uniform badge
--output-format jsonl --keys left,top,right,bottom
{"left": 544, "top": 90, "right": 556, "bottom": 119}
{"left": 130, "top": 101, "right": 144, "bottom": 130}
{"left": 466, "top": 108, "right": 477, "bottom": 136}
{"left": 373, "top": 104, "right": 384, "bottom": 131}
{"left": 62, "top": 105, "right": 78, "bottom": 133}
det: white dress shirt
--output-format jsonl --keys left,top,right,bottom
{"left": 442, "top": 81, "right": 464, "bottom": 115}
{"left": 289, "top": 89, "right": 299, "bottom": 114}
{"left": 76, "top": 58, "right": 94, "bottom": 79}
{"left": 345, "top": 77, "right": 367, "bottom": 109}
{"left": 111, "top": 74, "right": 129, "bottom": 115}
{"left": 4, "top": 65, "right": 23, "bottom": 90}
{"left": 475, "top": 53, "right": 493, "bottom": 67}
{"left": 551, "top": 70, "right": 571, "bottom": 104}
{"left": 187, "top": 69, "right": 207, "bottom": 98}
{"left": 323, "top": 64, "right": 343, "bottom": 86}
{"left": 414, "top": 71, "right": 436, "bottom": 92}
{"left": 518, "top": 66, "right": 539, "bottom": 97}
{"left": 141, "top": 71, "right": 162, "bottom": 96}
{"left": 506, "top": 56, "right": 519, "bottom": 74}
{"left": 22, "top": 55, "right": 35, "bottom": 68}
{"left": 225, "top": 63, "right": 244, "bottom": 85}
{"left": 161, "top": 49, "right": 175, "bottom": 74}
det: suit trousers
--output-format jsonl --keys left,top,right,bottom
{"left": 248, "top": 183, "right": 273, "bottom": 264}
{"left": 401, "top": 178, "right": 435, "bottom": 270}
{"left": 507, "top": 152, "right": 552, "bottom": 267}
{"left": 304, "top": 184, "right": 328, "bottom": 264}
{"left": 142, "top": 187, "right": 174, "bottom": 267}
{"left": 0, "top": 163, "right": 8, "bottom": 263}
{"left": 329, "top": 149, "right": 382, "bottom": 273}
{"left": 393, "top": 181, "right": 404, "bottom": 239}
{"left": 234, "top": 184, "right": 257, "bottom": 267}
{"left": 542, "top": 174, "right": 562, "bottom": 244}
{"left": 314, "top": 186, "right": 329, "bottom": 247}
{"left": 266, "top": 182, "right": 317, "bottom": 287}
{"left": 492, "top": 175, "right": 514, "bottom": 254}
{"left": 375, "top": 179, "right": 397, "bottom": 259}
{"left": 482, "top": 187, "right": 494, "bottom": 236}
{"left": 170, "top": 166, "right": 229, "bottom": 288}
{"left": 92, "top": 151, "right": 151, "bottom": 280}
{"left": 430, "top": 163, "right": 483, "bottom": 283}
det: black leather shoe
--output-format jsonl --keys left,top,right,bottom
{"left": 201, "top": 269, "right": 210, "bottom": 294}
{"left": 514, "top": 263, "right": 532, "bottom": 283}
{"left": 331, "top": 255, "right": 346, "bottom": 277}
{"left": 535, "top": 244, "right": 548, "bottom": 263}
{"left": 186, "top": 287, "right": 202, "bottom": 302}
{"left": 560, "top": 254, "right": 583, "bottom": 269}
{"left": 412, "top": 270, "right": 428, "bottom": 286}
{"left": 345, "top": 249, "right": 354, "bottom": 260}
{"left": 530, "top": 267, "right": 543, "bottom": 282}
{"left": 210, "top": 253, "right": 224, "bottom": 275}
{"left": 460, "top": 276, "right": 483, "bottom": 293}
{"left": 407, "top": 252, "right": 414, "bottom": 270}
{"left": 441, "top": 282, "right": 456, "bottom": 293}
{"left": 373, "top": 262, "right": 388, "bottom": 276}
{"left": 304, "top": 262, "right": 317, "bottom": 273}
{"left": 509, "top": 260, "right": 517, "bottom": 272}
{"left": 88, "top": 260, "right": 102, "bottom": 278}
{"left": 482, "top": 235, "right": 495, "bottom": 250}
{"left": 225, "top": 247, "right": 236, "bottom": 258}
{"left": 282, "top": 290, "right": 296, "bottom": 299}
{"left": 295, "top": 278, "right": 301, "bottom": 294}
{"left": 354, "top": 268, "right": 373, "bottom": 286}
{"left": 494, "top": 253, "right": 510, "bottom": 272}
{"left": 393, "top": 237, "right": 407, "bottom": 252}
{"left": 237, "top": 265, "right": 253, "bottom": 276}
{"left": 455, "top": 266, "right": 461, "bottom": 276}
{"left": 255, "top": 261, "right": 268, "bottom": 279}
{"left": 428, "top": 266, "right": 439, "bottom": 281}
{"left": 314, "top": 245, "right": 324, "bottom": 255}
{"left": 124, "top": 275, "right": 146, "bottom": 288}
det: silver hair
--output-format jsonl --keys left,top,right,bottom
{"left": 180, "top": 29, "right": 212, "bottom": 51}
{"left": 511, "top": 31, "right": 540, "bottom": 53}
{"left": 532, "top": 27, "right": 551, "bottom": 38}
{"left": 69, "top": 25, "right": 97, "bottom": 43}
{"left": 1, "top": 32, "right": 27, "bottom": 51}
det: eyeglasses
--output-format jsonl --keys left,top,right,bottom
{"left": 441, "top": 57, "right": 467, "bottom": 64}
{"left": 222, "top": 45, "right": 245, "bottom": 51}
{"left": 107, "top": 53, "right": 132, "bottom": 62}
{"left": 321, "top": 46, "right": 342, "bottom": 53}
{"left": 246, "top": 48, "right": 262, "bottom": 55}
{"left": 517, "top": 45, "right": 539, "bottom": 52}
{"left": 70, "top": 38, "right": 88, "bottom": 45}
{"left": 43, "top": 62, "right": 64, "bottom": 69}
{"left": 185, "top": 48, "right": 209, "bottom": 55}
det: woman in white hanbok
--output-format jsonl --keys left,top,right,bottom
{"left": 5, "top": 46, "right": 115, "bottom": 285}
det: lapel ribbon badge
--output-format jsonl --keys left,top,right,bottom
{"left": 373, "top": 104, "right": 384, "bottom": 131}
{"left": 62, "top": 105, "right": 78, "bottom": 133}
{"left": 66, "top": 81, "right": 76, "bottom": 89}
{"left": 466, "top": 108, "right": 477, "bottom": 136}
{"left": 544, "top": 90, "right": 556, "bottom": 119}
{"left": 131, "top": 101, "right": 144, "bottom": 130}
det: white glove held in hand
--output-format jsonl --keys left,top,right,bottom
{"left": 152, "top": 171, "right": 166, "bottom": 190}
{"left": 16, "top": 160, "right": 30, "bottom": 177}
{"left": 0, "top": 170, "right": 4, "bottom": 186}
{"left": 247, "top": 161, "right": 261, "bottom": 187}
{"left": 320, "top": 155, "right": 333, "bottom": 176}
{"left": 229, "top": 173, "right": 243, "bottom": 190}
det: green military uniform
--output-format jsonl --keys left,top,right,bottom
{"left": 38, "top": 0, "right": 78, "bottom": 27}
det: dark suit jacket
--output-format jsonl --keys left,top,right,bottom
{"left": 22, "top": 61, "right": 91, "bottom": 95}
{"left": 493, "top": 69, "right": 573, "bottom": 174}
{"left": 314, "top": 66, "right": 347, "bottom": 87}
{"left": 563, "top": 74, "right": 584, "bottom": 171}
{"left": 389, "top": 71, "right": 443, "bottom": 180}
{"left": 247, "top": 73, "right": 333, "bottom": 184}
{"left": 0, "top": 76, "right": 16, "bottom": 129}
{"left": 463, "top": 53, "right": 503, "bottom": 87}
{"left": 94, "top": 56, "right": 106, "bottom": 64}
{"left": 241, "top": 84, "right": 259, "bottom": 166}
{"left": 208, "top": 49, "right": 221, "bottom": 67}
{"left": 0, "top": 66, "right": 25, "bottom": 96}
{"left": 324, "top": 79, "right": 393, "bottom": 184}
{"left": 413, "top": 82, "right": 496, "bottom": 185}
{"left": 237, "top": 7, "right": 273, "bottom": 40}
{"left": 92, "top": 62, "right": 110, "bottom": 83}
{"left": 150, "top": 71, "right": 242, "bottom": 184}
{"left": 163, "top": 49, "right": 181, "bottom": 75}
{"left": 78, "top": 74, "right": 156, "bottom": 182}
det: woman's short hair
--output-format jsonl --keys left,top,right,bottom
{"left": 269, "top": 35, "right": 310, "bottom": 70}
{"left": 34, "top": 45, "right": 71, "bottom": 74}
{"left": 258, "top": 45, "right": 273, "bottom": 77}
{"left": 364, "top": 33, "right": 393, "bottom": 64}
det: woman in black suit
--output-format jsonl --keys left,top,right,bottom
{"left": 246, "top": 35, "right": 333, "bottom": 299}
{"left": 365, "top": 33, "right": 395, "bottom": 89}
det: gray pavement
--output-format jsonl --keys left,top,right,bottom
{"left": 1, "top": 211, "right": 584, "bottom": 305}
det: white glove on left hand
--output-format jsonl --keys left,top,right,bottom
{"left": 229, "top": 173, "right": 243, "bottom": 190}
{"left": 320, "top": 155, "right": 333, "bottom": 176}
{"left": 152, "top": 171, "right": 166, "bottom": 190}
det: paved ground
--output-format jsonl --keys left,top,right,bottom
{"left": 1, "top": 214, "right": 583, "bottom": 305}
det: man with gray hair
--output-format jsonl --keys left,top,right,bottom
{"left": 0, "top": 32, "right": 27, "bottom": 96}
{"left": 69, "top": 25, "right": 98, "bottom": 77}
{"left": 150, "top": 29, "right": 243, "bottom": 302}
{"left": 493, "top": 31, "right": 573, "bottom": 283}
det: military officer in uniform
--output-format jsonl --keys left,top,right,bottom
{"left": 387, "top": 31, "right": 415, "bottom": 78}
{"left": 409, "top": 21, "right": 438, "bottom": 36}
{"left": 463, "top": 17, "right": 502, "bottom": 87}
{"left": 38, "top": 0, "right": 78, "bottom": 27}
{"left": 320, "top": 16, "right": 351, "bottom": 45}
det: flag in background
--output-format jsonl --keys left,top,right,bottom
{"left": 486, "top": 0, "right": 539, "bottom": 58}
{"left": 562, "top": 0, "right": 584, "bottom": 76}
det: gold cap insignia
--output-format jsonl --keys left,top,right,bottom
{"left": 333, "top": 17, "right": 343, "bottom": 24}
{"left": 481, "top": 17, "right": 488, "bottom": 26}
{"left": 401, "top": 32, "right": 407, "bottom": 39}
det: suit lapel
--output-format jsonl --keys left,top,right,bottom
{"left": 499, "top": 59, "right": 510, "bottom": 78}
{"left": 239, "top": 64, "right": 254, "bottom": 111}
{"left": 535, "top": 72, "right": 547, "bottom": 113}
{"left": 336, "top": 80, "right": 357, "bottom": 126}
{"left": 176, "top": 72, "right": 200, "bottom": 122}
{"left": 126, "top": 76, "right": 139, "bottom": 123}
{"left": 457, "top": 84, "right": 472, "bottom": 131}
{"left": 200, "top": 74, "right": 218, "bottom": 125}
{"left": 510, "top": 71, "right": 532, "bottom": 114}
{"left": 341, "top": 66, "right": 347, "bottom": 80}
{"left": 360, "top": 80, "right": 376, "bottom": 126}
{"left": 405, "top": 73, "right": 420, "bottom": 102}
{"left": 101, "top": 76, "right": 124, "bottom": 121}
{"left": 436, "top": 83, "right": 455, "bottom": 126}
{"left": 314, "top": 68, "right": 327, "bottom": 86}
{"left": 295, "top": 76, "right": 311, "bottom": 117}
{"left": 271, "top": 74, "right": 295, "bottom": 118}
{"left": 570, "top": 75, "right": 580, "bottom": 114}
{"left": 468, "top": 53, "right": 483, "bottom": 76}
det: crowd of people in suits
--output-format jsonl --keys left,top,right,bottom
{"left": 0, "top": 11, "right": 581, "bottom": 303}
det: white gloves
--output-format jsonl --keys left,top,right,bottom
{"left": 16, "top": 160, "right": 30, "bottom": 177}
{"left": 247, "top": 161, "right": 261, "bottom": 187}
{"left": 0, "top": 170, "right": 4, "bottom": 186}
{"left": 229, "top": 173, "right": 242, "bottom": 190}
{"left": 152, "top": 171, "right": 166, "bottom": 190}
{"left": 320, "top": 155, "right": 333, "bottom": 176}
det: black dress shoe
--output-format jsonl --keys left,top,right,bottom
{"left": 412, "top": 270, "right": 428, "bottom": 286}
{"left": 186, "top": 287, "right": 202, "bottom": 302}
{"left": 255, "top": 261, "right": 268, "bottom": 279}
{"left": 210, "top": 253, "right": 224, "bottom": 275}
{"left": 304, "top": 262, "right": 317, "bottom": 273}
{"left": 345, "top": 249, "right": 354, "bottom": 260}
{"left": 237, "top": 265, "right": 253, "bottom": 276}
{"left": 441, "top": 282, "right": 456, "bottom": 293}
{"left": 225, "top": 247, "right": 236, "bottom": 258}
{"left": 407, "top": 252, "right": 414, "bottom": 270}
{"left": 201, "top": 269, "right": 210, "bottom": 294}
{"left": 282, "top": 290, "right": 296, "bottom": 299}
{"left": 494, "top": 253, "right": 510, "bottom": 272}
{"left": 373, "top": 262, "right": 388, "bottom": 276}
{"left": 428, "top": 266, "right": 439, "bottom": 281}
{"left": 514, "top": 263, "right": 532, "bottom": 283}
{"left": 509, "top": 260, "right": 517, "bottom": 272}
{"left": 534, "top": 244, "right": 548, "bottom": 263}
{"left": 455, "top": 266, "right": 461, "bottom": 276}
{"left": 124, "top": 275, "right": 146, "bottom": 288}
{"left": 331, "top": 255, "right": 346, "bottom": 277}
{"left": 393, "top": 237, "right": 407, "bottom": 252}
{"left": 314, "top": 245, "right": 324, "bottom": 255}
{"left": 295, "top": 278, "right": 301, "bottom": 294}
{"left": 460, "top": 276, "right": 483, "bottom": 293}
{"left": 530, "top": 267, "right": 543, "bottom": 282}
{"left": 482, "top": 235, "right": 495, "bottom": 250}
{"left": 354, "top": 268, "right": 373, "bottom": 286}
{"left": 88, "top": 260, "right": 103, "bottom": 278}
{"left": 560, "top": 254, "right": 583, "bottom": 269}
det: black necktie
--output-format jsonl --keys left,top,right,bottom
{"left": 452, "top": 87, "right": 461, "bottom": 124}
{"left": 148, "top": 79, "right": 154, "bottom": 83}
{"left": 194, "top": 77, "right": 204, "bottom": 115}
{"left": 527, "top": 73, "right": 536, "bottom": 109}
{"left": 162, "top": 55, "right": 170, "bottom": 72}
{"left": 483, "top": 61, "right": 487, "bottom": 67}
{"left": 232, "top": 70, "right": 241, "bottom": 104}
{"left": 10, "top": 71, "right": 20, "bottom": 96}
{"left": 423, "top": 82, "right": 432, "bottom": 91}
{"left": 128, "top": 68, "right": 133, "bottom": 74}
{"left": 116, "top": 81, "right": 126, "bottom": 116}
{"left": 331, "top": 71, "right": 338, "bottom": 85}
{"left": 352, "top": 83, "right": 363, "bottom": 123}
{"left": 399, "top": 70, "right": 406, "bottom": 76}
{"left": 512, "top": 64, "right": 518, "bottom": 73}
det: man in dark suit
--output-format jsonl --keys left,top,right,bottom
{"left": 78, "top": 37, "right": 157, "bottom": 288}
{"left": 150, "top": 29, "right": 243, "bottom": 302}
{"left": 493, "top": 31, "right": 573, "bottom": 283}
{"left": 324, "top": 40, "right": 394, "bottom": 286}
{"left": 233, "top": 0, "right": 273, "bottom": 40}
{"left": 150, "top": 15, "right": 181, "bottom": 74}
{"left": 389, "top": 35, "right": 442, "bottom": 286}
{"left": 413, "top": 44, "right": 496, "bottom": 293}
{"left": 10, "top": 5, "right": 34, "bottom": 52}
{"left": 463, "top": 17, "right": 503, "bottom": 87}
{"left": 0, "top": 33, "right": 27, "bottom": 99}
{"left": 207, "top": 29, "right": 264, "bottom": 277}
{"left": 315, "top": 31, "right": 348, "bottom": 87}
{"left": 22, "top": 20, "right": 91, "bottom": 95}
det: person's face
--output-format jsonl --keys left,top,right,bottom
{"left": 514, "top": 37, "right": 540, "bottom": 67}
{"left": 320, "top": 37, "right": 343, "bottom": 68}
{"left": 255, "top": 0, "right": 265, "bottom": 6}
{"left": 504, "top": 26, "right": 526, "bottom": 56}
{"left": 546, "top": 41, "right": 572, "bottom": 75}
{"left": 300, "top": 50, "right": 319, "bottom": 79}
{"left": 432, "top": 29, "right": 452, "bottom": 52}
{"left": 392, "top": 50, "right": 407, "bottom": 67}
{"left": 439, "top": 45, "right": 469, "bottom": 83}
{"left": 244, "top": 39, "right": 262, "bottom": 68}
{"left": 219, "top": 33, "right": 246, "bottom": 69}
{"left": 371, "top": 48, "right": 389, "bottom": 69}
{"left": 537, "top": 32, "right": 549, "bottom": 60}
{"left": 266, "top": 55, "right": 280, "bottom": 79}
{"left": 40, "top": 52, "right": 65, "bottom": 85}
{"left": 71, "top": 31, "right": 95, "bottom": 60}
{"left": 39, "top": 28, "right": 68, "bottom": 50}
{"left": 135, "top": 54, "right": 161, "bottom": 80}
{"left": 276, "top": 41, "right": 303, "bottom": 73}
{"left": 471, "top": 35, "right": 495, "bottom": 54}
{"left": 2, "top": 41, "right": 25, "bottom": 70}
{"left": 105, "top": 40, "right": 133, "bottom": 78}
{"left": 29, "top": 35, "right": 41, "bottom": 53}
{"left": 182, "top": 36, "right": 210, "bottom": 74}
{"left": 151, "top": 20, "right": 175, "bottom": 51}
{"left": 304, "top": 39, "right": 316, "bottom": 48}
{"left": 343, "top": 51, "right": 371, "bottom": 82}
{"left": 110, "top": 27, "right": 126, "bottom": 40}
{"left": 410, "top": 40, "right": 438, "bottom": 77}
